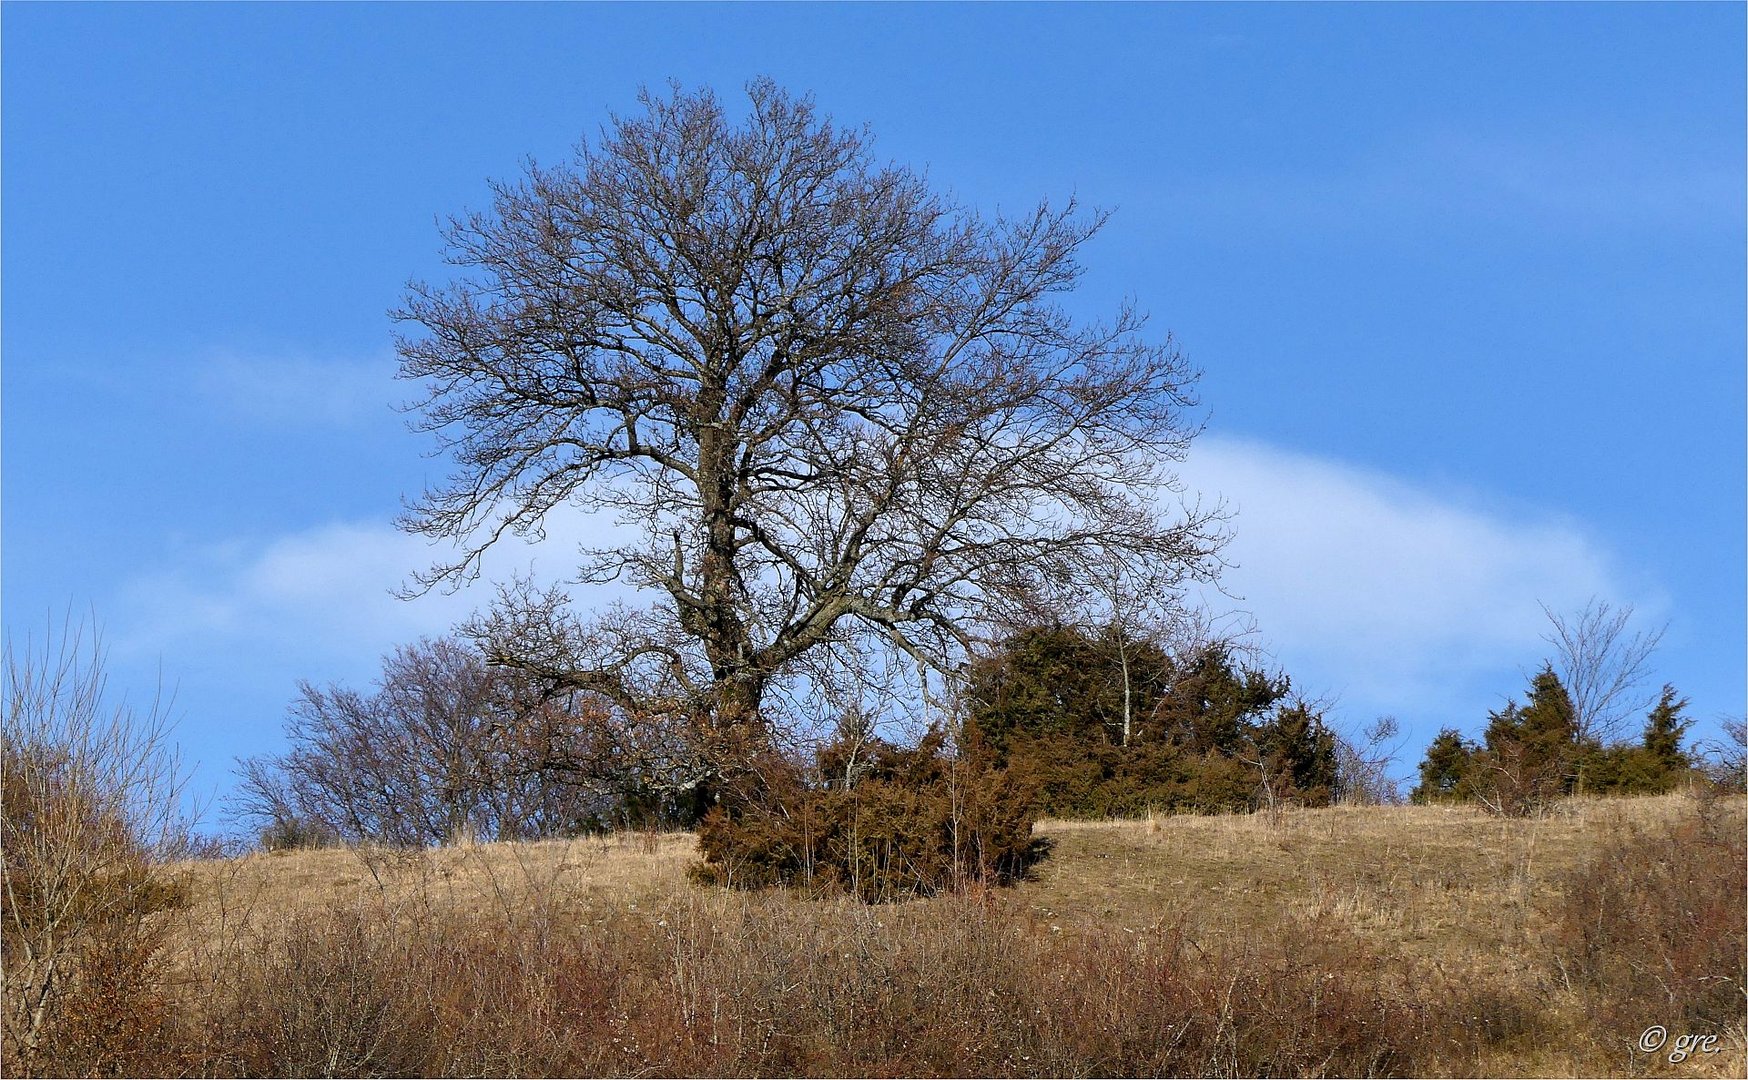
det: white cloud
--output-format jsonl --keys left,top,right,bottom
{"left": 1178, "top": 436, "right": 1653, "bottom": 724}
{"left": 193, "top": 352, "right": 400, "bottom": 427}
{"left": 114, "top": 505, "right": 639, "bottom": 675}
{"left": 116, "top": 436, "right": 1656, "bottom": 753}
{"left": 103, "top": 505, "right": 638, "bottom": 806}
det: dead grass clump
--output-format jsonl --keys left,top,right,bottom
{"left": 213, "top": 910, "right": 415, "bottom": 1076}
{"left": 184, "top": 900, "right": 634, "bottom": 1077}
{"left": 1035, "top": 913, "right": 1530, "bottom": 1077}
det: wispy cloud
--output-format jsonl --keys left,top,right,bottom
{"left": 1181, "top": 436, "right": 1654, "bottom": 730}
{"left": 1415, "top": 131, "right": 1741, "bottom": 232}
{"left": 193, "top": 352, "right": 401, "bottom": 428}
{"left": 104, "top": 509, "right": 633, "bottom": 807}
{"left": 113, "top": 507, "right": 638, "bottom": 674}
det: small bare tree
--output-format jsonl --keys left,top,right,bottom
{"left": 234, "top": 636, "right": 648, "bottom": 847}
{"left": 1075, "top": 553, "right": 1215, "bottom": 748}
{"left": 396, "top": 81, "right": 1225, "bottom": 783}
{"left": 1698, "top": 714, "right": 1746, "bottom": 795}
{"left": 1540, "top": 598, "right": 1665, "bottom": 745}
{"left": 2, "top": 617, "right": 190, "bottom": 1075}
{"left": 1335, "top": 715, "right": 1404, "bottom": 806}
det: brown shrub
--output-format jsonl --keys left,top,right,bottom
{"left": 257, "top": 814, "right": 342, "bottom": 853}
{"left": 694, "top": 728, "right": 1046, "bottom": 902}
{"left": 169, "top": 887, "right": 1527, "bottom": 1077}
{"left": 1546, "top": 795, "right": 1747, "bottom": 1044}
{"left": 1, "top": 621, "right": 191, "bottom": 1078}
{"left": 29, "top": 915, "right": 184, "bottom": 1078}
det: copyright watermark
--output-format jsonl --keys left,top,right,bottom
{"left": 1638, "top": 1025, "right": 1723, "bottom": 1064}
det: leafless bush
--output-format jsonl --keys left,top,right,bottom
{"left": 1542, "top": 598, "right": 1665, "bottom": 745}
{"left": 170, "top": 886, "right": 1531, "bottom": 1077}
{"left": 1336, "top": 715, "right": 1405, "bottom": 806}
{"left": 1546, "top": 799, "right": 1747, "bottom": 1044}
{"left": 1698, "top": 715, "right": 1747, "bottom": 795}
{"left": 1, "top": 616, "right": 191, "bottom": 1077}
{"left": 233, "top": 636, "right": 632, "bottom": 848}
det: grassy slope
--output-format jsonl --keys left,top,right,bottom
{"left": 186, "top": 795, "right": 1706, "bottom": 964}
{"left": 174, "top": 793, "right": 1746, "bottom": 1077}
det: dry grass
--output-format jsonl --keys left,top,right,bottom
{"left": 118, "top": 794, "right": 1741, "bottom": 1077}
{"left": 182, "top": 826, "right": 697, "bottom": 921}
{"left": 1030, "top": 796, "right": 1675, "bottom": 955}
{"left": 188, "top": 798, "right": 1684, "bottom": 941}
{"left": 1023, "top": 794, "right": 1746, "bottom": 1076}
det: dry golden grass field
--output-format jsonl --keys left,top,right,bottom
{"left": 132, "top": 791, "right": 1745, "bottom": 1079}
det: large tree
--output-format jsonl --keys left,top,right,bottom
{"left": 395, "top": 81, "right": 1223, "bottom": 782}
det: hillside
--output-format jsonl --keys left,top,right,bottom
{"left": 148, "top": 792, "right": 1746, "bottom": 1078}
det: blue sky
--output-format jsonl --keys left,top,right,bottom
{"left": 5, "top": 3, "right": 1743, "bottom": 820}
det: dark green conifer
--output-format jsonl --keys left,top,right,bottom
{"left": 1153, "top": 645, "right": 1289, "bottom": 756}
{"left": 1641, "top": 684, "right": 1692, "bottom": 775}
{"left": 1412, "top": 728, "right": 1476, "bottom": 803}
{"left": 1256, "top": 700, "right": 1339, "bottom": 804}
{"left": 1476, "top": 665, "right": 1580, "bottom": 812}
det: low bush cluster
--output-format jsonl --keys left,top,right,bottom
{"left": 693, "top": 727, "right": 1046, "bottom": 902}
{"left": 1413, "top": 673, "right": 1700, "bottom": 814}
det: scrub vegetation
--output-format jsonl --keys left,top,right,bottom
{"left": 8, "top": 756, "right": 1744, "bottom": 1076}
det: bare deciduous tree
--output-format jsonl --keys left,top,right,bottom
{"left": 1540, "top": 598, "right": 1665, "bottom": 745}
{"left": 1334, "top": 715, "right": 1404, "bottom": 806}
{"left": 395, "top": 81, "right": 1225, "bottom": 783}
{"left": 234, "top": 637, "right": 658, "bottom": 847}
{"left": 1698, "top": 714, "right": 1746, "bottom": 794}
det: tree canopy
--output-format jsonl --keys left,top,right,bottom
{"left": 394, "top": 81, "right": 1224, "bottom": 789}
